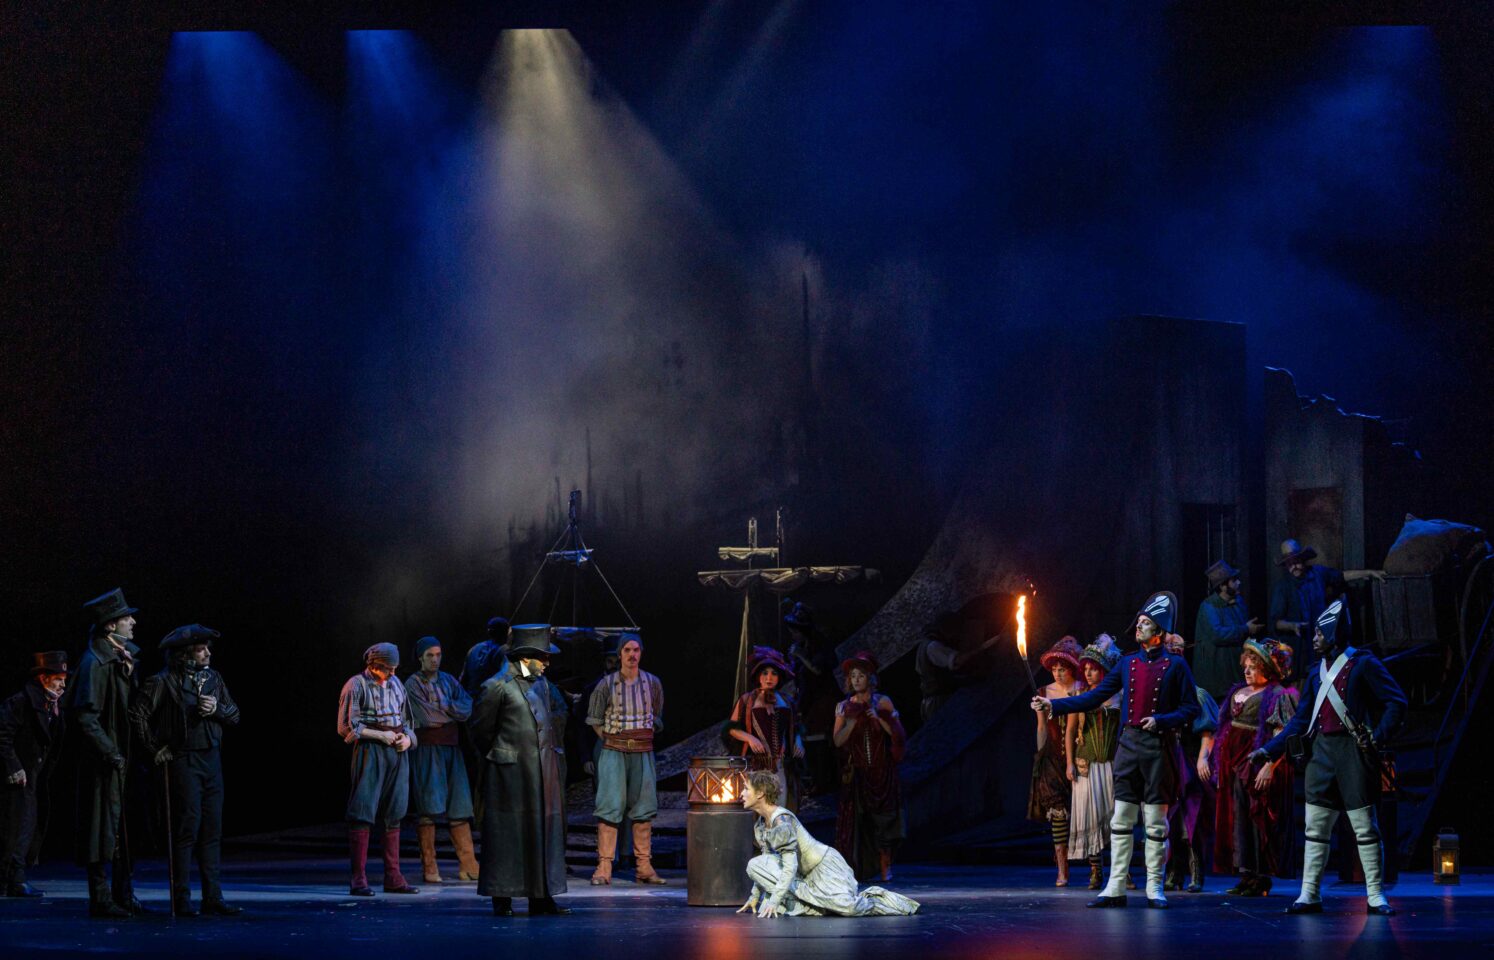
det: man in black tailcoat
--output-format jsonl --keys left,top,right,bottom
{"left": 469, "top": 624, "right": 570, "bottom": 917}
{"left": 64, "top": 588, "right": 148, "bottom": 918}
{"left": 0, "top": 651, "right": 68, "bottom": 897}
{"left": 130, "top": 624, "right": 242, "bottom": 916}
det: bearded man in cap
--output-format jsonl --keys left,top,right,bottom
{"left": 403, "top": 636, "right": 480, "bottom": 884}
{"left": 1269, "top": 540, "right": 1346, "bottom": 676}
{"left": 469, "top": 625, "right": 570, "bottom": 916}
{"left": 336, "top": 643, "right": 419, "bottom": 896}
{"left": 584, "top": 632, "right": 665, "bottom": 886}
{"left": 0, "top": 651, "right": 68, "bottom": 897}
{"left": 129, "top": 624, "right": 241, "bottom": 916}
{"left": 1033, "top": 592, "right": 1200, "bottom": 909}
{"left": 1251, "top": 599, "right": 1406, "bottom": 916}
{"left": 65, "top": 588, "right": 147, "bottom": 918}
{"left": 1194, "top": 560, "right": 1265, "bottom": 699}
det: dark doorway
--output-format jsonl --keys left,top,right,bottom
{"left": 1181, "top": 503, "right": 1238, "bottom": 645}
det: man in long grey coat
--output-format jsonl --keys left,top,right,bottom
{"left": 469, "top": 625, "right": 570, "bottom": 917}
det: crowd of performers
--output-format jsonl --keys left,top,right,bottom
{"left": 0, "top": 590, "right": 918, "bottom": 920}
{"left": 0, "top": 540, "right": 1404, "bottom": 920}
{"left": 1029, "top": 543, "right": 1407, "bottom": 915}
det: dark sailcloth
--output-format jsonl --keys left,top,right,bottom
{"left": 833, "top": 694, "right": 906, "bottom": 880}
{"left": 469, "top": 669, "right": 569, "bottom": 899}
{"left": 1212, "top": 682, "right": 1298, "bottom": 878}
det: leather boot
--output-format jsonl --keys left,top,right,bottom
{"left": 449, "top": 820, "right": 480, "bottom": 881}
{"left": 87, "top": 863, "right": 129, "bottom": 918}
{"left": 1348, "top": 805, "right": 1394, "bottom": 915}
{"left": 417, "top": 822, "right": 442, "bottom": 884}
{"left": 1186, "top": 845, "right": 1204, "bottom": 893}
{"left": 1287, "top": 804, "right": 1338, "bottom": 914}
{"left": 1142, "top": 803, "right": 1170, "bottom": 908}
{"left": 348, "top": 826, "right": 373, "bottom": 896}
{"left": 381, "top": 828, "right": 419, "bottom": 894}
{"left": 1055, "top": 843, "right": 1069, "bottom": 887}
{"left": 592, "top": 822, "right": 617, "bottom": 885}
{"left": 1091, "top": 801, "right": 1137, "bottom": 906}
{"left": 632, "top": 821, "right": 667, "bottom": 884}
{"left": 878, "top": 849, "right": 894, "bottom": 883}
{"left": 1088, "top": 854, "right": 1104, "bottom": 890}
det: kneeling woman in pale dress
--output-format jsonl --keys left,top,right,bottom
{"left": 738, "top": 771, "right": 920, "bottom": 918}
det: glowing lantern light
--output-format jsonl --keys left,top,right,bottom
{"left": 1433, "top": 828, "right": 1460, "bottom": 885}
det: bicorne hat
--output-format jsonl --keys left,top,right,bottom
{"left": 160, "top": 624, "right": 221, "bottom": 651}
{"left": 30, "top": 651, "right": 68, "bottom": 676}
{"left": 1136, "top": 591, "right": 1178, "bottom": 635}
{"left": 1315, "top": 598, "right": 1350, "bottom": 649}
{"left": 84, "top": 588, "right": 137, "bottom": 628}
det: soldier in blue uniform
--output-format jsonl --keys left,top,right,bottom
{"left": 1251, "top": 599, "right": 1406, "bottom": 916}
{"left": 1033, "top": 592, "right": 1200, "bottom": 908}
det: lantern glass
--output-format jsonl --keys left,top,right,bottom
{"left": 1433, "top": 829, "right": 1460, "bottom": 885}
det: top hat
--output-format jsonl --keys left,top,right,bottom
{"left": 160, "top": 624, "right": 221, "bottom": 651}
{"left": 1206, "top": 560, "right": 1241, "bottom": 589}
{"left": 509, "top": 624, "right": 558, "bottom": 660}
{"left": 748, "top": 645, "right": 794, "bottom": 682}
{"left": 29, "top": 650, "right": 68, "bottom": 676}
{"left": 1136, "top": 591, "right": 1178, "bottom": 635}
{"left": 784, "top": 602, "right": 814, "bottom": 630}
{"left": 1039, "top": 636, "right": 1085, "bottom": 676}
{"left": 84, "top": 588, "right": 137, "bottom": 627}
{"left": 1079, "top": 634, "right": 1121, "bottom": 674}
{"left": 1275, "top": 539, "right": 1319, "bottom": 568}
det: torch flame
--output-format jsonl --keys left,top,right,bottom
{"left": 710, "top": 778, "right": 738, "bottom": 804}
{"left": 1016, "top": 594, "right": 1028, "bottom": 659}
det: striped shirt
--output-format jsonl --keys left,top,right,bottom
{"left": 586, "top": 670, "right": 663, "bottom": 735}
{"left": 337, "top": 671, "right": 413, "bottom": 743}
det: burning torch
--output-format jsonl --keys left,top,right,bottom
{"left": 1014, "top": 594, "right": 1038, "bottom": 695}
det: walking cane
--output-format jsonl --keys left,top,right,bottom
{"left": 162, "top": 756, "right": 176, "bottom": 919}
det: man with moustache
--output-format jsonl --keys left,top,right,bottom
{"left": 130, "top": 624, "right": 242, "bottom": 916}
{"left": 584, "top": 632, "right": 665, "bottom": 886}
{"left": 470, "top": 625, "right": 570, "bottom": 916}
{"left": 1193, "top": 560, "right": 1265, "bottom": 699}
{"left": 403, "top": 636, "right": 481, "bottom": 884}
{"left": 0, "top": 651, "right": 68, "bottom": 898}
{"left": 1251, "top": 599, "right": 1406, "bottom": 916}
{"left": 66, "top": 589, "right": 148, "bottom": 918}
{"left": 1032, "top": 592, "right": 1200, "bottom": 909}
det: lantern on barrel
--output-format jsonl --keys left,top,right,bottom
{"left": 686, "top": 756, "right": 755, "bottom": 906}
{"left": 1433, "top": 828, "right": 1460, "bottom": 885}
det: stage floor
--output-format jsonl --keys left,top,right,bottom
{"left": 0, "top": 859, "right": 1487, "bottom": 959}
